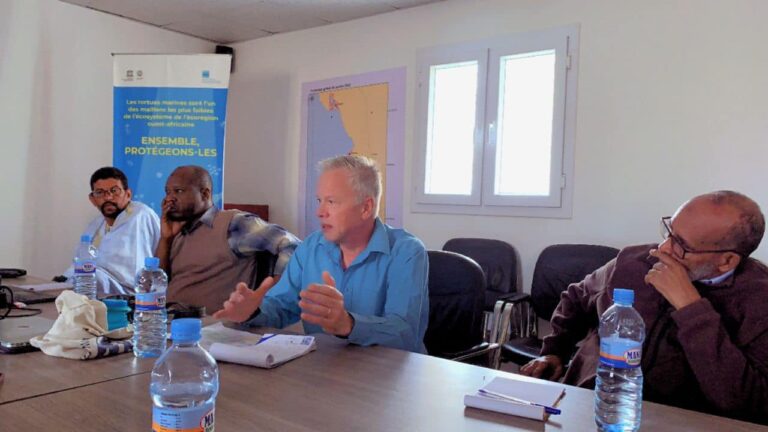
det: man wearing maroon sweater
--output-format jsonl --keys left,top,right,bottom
{"left": 521, "top": 191, "right": 768, "bottom": 424}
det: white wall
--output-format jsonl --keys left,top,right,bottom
{"left": 226, "top": 0, "right": 768, "bottom": 290}
{"left": 4, "top": 0, "right": 767, "bottom": 289}
{"left": 0, "top": 0, "right": 215, "bottom": 277}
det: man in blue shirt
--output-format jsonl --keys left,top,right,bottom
{"left": 214, "top": 155, "right": 429, "bottom": 353}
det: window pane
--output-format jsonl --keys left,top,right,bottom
{"left": 495, "top": 50, "right": 556, "bottom": 196}
{"left": 425, "top": 61, "right": 478, "bottom": 195}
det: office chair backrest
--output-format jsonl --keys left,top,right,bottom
{"left": 250, "top": 251, "right": 277, "bottom": 289}
{"left": 222, "top": 206, "right": 276, "bottom": 289}
{"left": 443, "top": 238, "right": 518, "bottom": 310}
{"left": 531, "top": 244, "right": 620, "bottom": 320}
{"left": 424, "top": 250, "right": 486, "bottom": 357}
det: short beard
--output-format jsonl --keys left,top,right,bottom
{"left": 166, "top": 212, "right": 189, "bottom": 222}
{"left": 100, "top": 201, "right": 126, "bottom": 219}
{"left": 166, "top": 206, "right": 197, "bottom": 222}
{"left": 688, "top": 262, "right": 719, "bottom": 281}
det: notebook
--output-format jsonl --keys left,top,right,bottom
{"left": 4, "top": 280, "right": 71, "bottom": 305}
{"left": 464, "top": 376, "right": 566, "bottom": 421}
{"left": 10, "top": 288, "right": 60, "bottom": 305}
{"left": 201, "top": 322, "right": 316, "bottom": 369}
{"left": 0, "top": 316, "right": 55, "bottom": 353}
{"left": 11, "top": 281, "right": 72, "bottom": 292}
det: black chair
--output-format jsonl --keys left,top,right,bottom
{"left": 223, "top": 205, "right": 276, "bottom": 289}
{"left": 500, "top": 244, "right": 620, "bottom": 366}
{"left": 251, "top": 250, "right": 277, "bottom": 289}
{"left": 442, "top": 238, "right": 520, "bottom": 311}
{"left": 423, "top": 250, "right": 499, "bottom": 366}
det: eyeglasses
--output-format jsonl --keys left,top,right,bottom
{"left": 91, "top": 186, "right": 124, "bottom": 199}
{"left": 660, "top": 216, "right": 740, "bottom": 259}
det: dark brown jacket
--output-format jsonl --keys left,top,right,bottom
{"left": 542, "top": 244, "right": 768, "bottom": 424}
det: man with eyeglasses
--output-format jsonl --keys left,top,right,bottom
{"left": 62, "top": 167, "right": 160, "bottom": 294}
{"left": 520, "top": 191, "right": 768, "bottom": 424}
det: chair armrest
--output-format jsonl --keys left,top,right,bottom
{"left": 501, "top": 337, "right": 542, "bottom": 365}
{"left": 495, "top": 292, "right": 530, "bottom": 304}
{"left": 446, "top": 342, "right": 500, "bottom": 363}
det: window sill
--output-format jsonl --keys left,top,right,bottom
{"left": 410, "top": 201, "right": 573, "bottom": 219}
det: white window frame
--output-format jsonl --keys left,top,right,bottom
{"left": 412, "top": 25, "right": 579, "bottom": 218}
{"left": 413, "top": 44, "right": 488, "bottom": 206}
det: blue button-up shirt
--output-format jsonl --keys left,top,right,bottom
{"left": 698, "top": 269, "right": 735, "bottom": 286}
{"left": 246, "top": 219, "right": 429, "bottom": 353}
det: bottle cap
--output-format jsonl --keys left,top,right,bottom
{"left": 144, "top": 257, "right": 160, "bottom": 269}
{"left": 171, "top": 318, "right": 202, "bottom": 343}
{"left": 613, "top": 288, "right": 634, "bottom": 305}
{"left": 80, "top": 234, "right": 91, "bottom": 243}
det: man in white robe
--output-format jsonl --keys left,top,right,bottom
{"left": 63, "top": 167, "right": 160, "bottom": 295}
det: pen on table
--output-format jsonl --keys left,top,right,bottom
{"left": 256, "top": 333, "right": 277, "bottom": 345}
{"left": 477, "top": 388, "right": 561, "bottom": 415}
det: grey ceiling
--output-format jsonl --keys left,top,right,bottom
{"left": 60, "top": 0, "right": 443, "bottom": 44}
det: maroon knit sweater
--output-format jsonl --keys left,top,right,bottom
{"left": 542, "top": 244, "right": 768, "bottom": 424}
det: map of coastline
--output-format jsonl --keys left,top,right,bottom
{"left": 306, "top": 83, "right": 389, "bottom": 235}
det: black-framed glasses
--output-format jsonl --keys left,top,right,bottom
{"left": 91, "top": 186, "right": 124, "bottom": 199}
{"left": 660, "top": 216, "right": 740, "bottom": 259}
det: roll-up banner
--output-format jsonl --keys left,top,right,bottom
{"left": 113, "top": 54, "right": 231, "bottom": 213}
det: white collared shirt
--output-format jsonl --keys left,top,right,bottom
{"left": 64, "top": 201, "right": 160, "bottom": 295}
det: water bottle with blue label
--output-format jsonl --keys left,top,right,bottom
{"left": 134, "top": 257, "right": 168, "bottom": 358}
{"left": 595, "top": 288, "right": 646, "bottom": 432}
{"left": 150, "top": 318, "right": 218, "bottom": 432}
{"left": 73, "top": 234, "right": 98, "bottom": 299}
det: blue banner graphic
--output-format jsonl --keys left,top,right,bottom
{"left": 113, "top": 55, "right": 231, "bottom": 214}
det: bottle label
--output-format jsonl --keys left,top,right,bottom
{"left": 152, "top": 402, "right": 214, "bottom": 432}
{"left": 599, "top": 336, "right": 642, "bottom": 369}
{"left": 136, "top": 292, "right": 166, "bottom": 311}
{"left": 74, "top": 260, "right": 96, "bottom": 275}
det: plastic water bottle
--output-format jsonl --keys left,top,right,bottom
{"left": 595, "top": 288, "right": 646, "bottom": 432}
{"left": 150, "top": 318, "right": 218, "bottom": 432}
{"left": 134, "top": 257, "right": 168, "bottom": 358}
{"left": 73, "top": 234, "right": 98, "bottom": 299}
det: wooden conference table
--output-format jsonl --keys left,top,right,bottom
{"left": 0, "top": 295, "right": 766, "bottom": 431}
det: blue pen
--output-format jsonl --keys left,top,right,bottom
{"left": 478, "top": 388, "right": 561, "bottom": 415}
{"left": 256, "top": 333, "right": 277, "bottom": 345}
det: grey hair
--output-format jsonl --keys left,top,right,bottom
{"left": 318, "top": 154, "right": 382, "bottom": 214}
{"left": 705, "top": 190, "right": 765, "bottom": 256}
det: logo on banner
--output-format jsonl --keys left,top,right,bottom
{"left": 201, "top": 69, "right": 222, "bottom": 85}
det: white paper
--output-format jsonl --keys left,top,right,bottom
{"left": 16, "top": 282, "right": 73, "bottom": 292}
{"left": 208, "top": 332, "right": 316, "bottom": 369}
{"left": 463, "top": 376, "right": 565, "bottom": 421}
{"left": 200, "top": 322, "right": 262, "bottom": 350}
